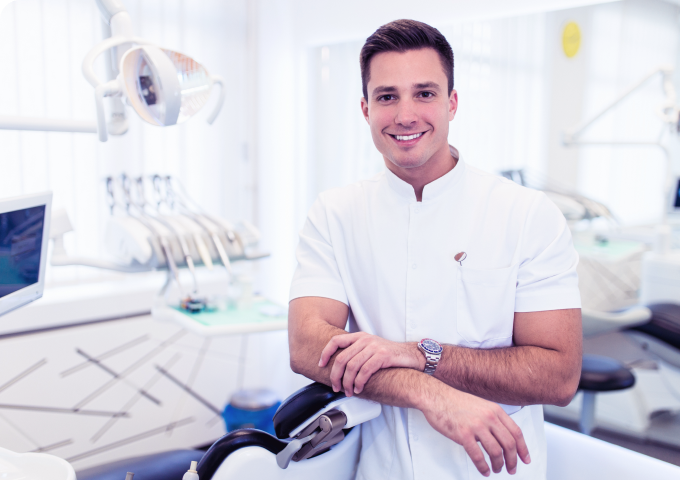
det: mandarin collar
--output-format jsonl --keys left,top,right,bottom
{"left": 384, "top": 145, "right": 465, "bottom": 203}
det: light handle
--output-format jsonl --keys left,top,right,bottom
{"left": 82, "top": 35, "right": 152, "bottom": 89}
{"left": 206, "top": 75, "right": 226, "bottom": 125}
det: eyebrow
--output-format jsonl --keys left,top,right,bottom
{"left": 372, "top": 85, "right": 397, "bottom": 97}
{"left": 413, "top": 81, "right": 441, "bottom": 91}
{"left": 371, "top": 82, "right": 442, "bottom": 97}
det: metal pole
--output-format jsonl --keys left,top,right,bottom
{"left": 579, "top": 391, "right": 597, "bottom": 435}
{"left": 0, "top": 116, "right": 97, "bottom": 134}
{"left": 564, "top": 66, "right": 673, "bottom": 144}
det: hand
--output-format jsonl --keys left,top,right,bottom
{"left": 318, "top": 332, "right": 425, "bottom": 396}
{"left": 419, "top": 384, "right": 531, "bottom": 477}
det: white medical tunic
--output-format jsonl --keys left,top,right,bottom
{"left": 290, "top": 149, "right": 581, "bottom": 480}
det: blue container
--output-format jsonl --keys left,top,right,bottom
{"left": 222, "top": 389, "right": 281, "bottom": 435}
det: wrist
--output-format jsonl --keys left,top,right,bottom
{"left": 411, "top": 374, "right": 447, "bottom": 412}
{"left": 411, "top": 342, "right": 427, "bottom": 372}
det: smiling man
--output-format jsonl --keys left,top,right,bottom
{"left": 288, "top": 19, "right": 582, "bottom": 480}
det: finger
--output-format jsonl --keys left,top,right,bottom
{"left": 490, "top": 421, "right": 518, "bottom": 474}
{"left": 477, "top": 432, "right": 505, "bottom": 474}
{"left": 462, "top": 439, "right": 490, "bottom": 477}
{"left": 329, "top": 342, "right": 367, "bottom": 392}
{"left": 353, "top": 356, "right": 384, "bottom": 394}
{"left": 319, "top": 333, "right": 361, "bottom": 367}
{"left": 498, "top": 413, "right": 530, "bottom": 465}
{"left": 342, "top": 349, "right": 374, "bottom": 396}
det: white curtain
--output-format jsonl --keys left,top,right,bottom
{"left": 442, "top": 16, "right": 548, "bottom": 176}
{"left": 0, "top": 0, "right": 251, "bottom": 284}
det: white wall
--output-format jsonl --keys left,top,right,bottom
{"left": 543, "top": 7, "right": 592, "bottom": 191}
{"left": 288, "top": 0, "right": 621, "bottom": 46}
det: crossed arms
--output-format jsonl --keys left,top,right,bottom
{"left": 288, "top": 296, "right": 582, "bottom": 477}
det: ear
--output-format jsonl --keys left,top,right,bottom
{"left": 448, "top": 89, "right": 458, "bottom": 121}
{"left": 361, "top": 97, "right": 370, "bottom": 124}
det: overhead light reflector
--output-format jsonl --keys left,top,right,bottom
{"left": 120, "top": 46, "right": 218, "bottom": 127}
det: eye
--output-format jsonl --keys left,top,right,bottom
{"left": 418, "top": 91, "right": 435, "bottom": 99}
{"left": 378, "top": 94, "right": 396, "bottom": 102}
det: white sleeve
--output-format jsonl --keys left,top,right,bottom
{"left": 515, "top": 192, "right": 581, "bottom": 312}
{"left": 289, "top": 195, "right": 348, "bottom": 305}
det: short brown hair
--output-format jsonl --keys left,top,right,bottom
{"left": 360, "top": 19, "right": 454, "bottom": 100}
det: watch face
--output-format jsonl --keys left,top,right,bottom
{"left": 420, "top": 339, "right": 443, "bottom": 355}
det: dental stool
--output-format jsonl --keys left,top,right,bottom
{"left": 578, "top": 354, "right": 635, "bottom": 435}
{"left": 197, "top": 382, "right": 381, "bottom": 480}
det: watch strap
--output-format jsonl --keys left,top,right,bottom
{"left": 423, "top": 354, "right": 438, "bottom": 375}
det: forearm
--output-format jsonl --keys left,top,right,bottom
{"left": 288, "top": 298, "right": 533, "bottom": 477}
{"left": 434, "top": 344, "right": 579, "bottom": 406}
{"left": 289, "top": 313, "right": 433, "bottom": 409}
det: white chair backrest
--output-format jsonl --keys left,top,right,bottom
{"left": 212, "top": 426, "right": 362, "bottom": 480}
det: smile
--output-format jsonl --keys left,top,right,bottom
{"left": 390, "top": 132, "right": 425, "bottom": 141}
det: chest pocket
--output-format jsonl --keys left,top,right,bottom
{"left": 456, "top": 264, "right": 518, "bottom": 348}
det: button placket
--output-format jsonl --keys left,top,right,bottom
{"left": 406, "top": 203, "right": 420, "bottom": 341}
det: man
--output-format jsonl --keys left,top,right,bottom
{"left": 288, "top": 19, "right": 582, "bottom": 480}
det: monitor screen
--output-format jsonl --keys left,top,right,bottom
{"left": 0, "top": 205, "right": 46, "bottom": 299}
{"left": 675, "top": 178, "right": 680, "bottom": 209}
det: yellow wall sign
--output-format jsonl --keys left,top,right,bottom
{"left": 562, "top": 21, "right": 581, "bottom": 58}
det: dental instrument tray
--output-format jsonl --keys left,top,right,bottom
{"left": 152, "top": 298, "right": 287, "bottom": 336}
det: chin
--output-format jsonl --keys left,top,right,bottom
{"left": 387, "top": 153, "right": 429, "bottom": 170}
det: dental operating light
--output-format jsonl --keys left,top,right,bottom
{"left": 83, "top": 0, "right": 225, "bottom": 142}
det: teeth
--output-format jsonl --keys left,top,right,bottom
{"left": 395, "top": 133, "right": 423, "bottom": 141}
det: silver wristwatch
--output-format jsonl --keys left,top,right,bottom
{"left": 417, "top": 338, "right": 443, "bottom": 375}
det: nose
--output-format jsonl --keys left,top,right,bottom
{"left": 394, "top": 97, "right": 418, "bottom": 127}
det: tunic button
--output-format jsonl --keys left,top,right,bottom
{"left": 412, "top": 263, "right": 417, "bottom": 269}
{"left": 413, "top": 434, "right": 419, "bottom": 441}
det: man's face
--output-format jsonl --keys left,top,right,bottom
{"left": 361, "top": 48, "right": 458, "bottom": 170}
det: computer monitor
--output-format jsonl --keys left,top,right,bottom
{"left": 0, "top": 192, "right": 52, "bottom": 317}
{"left": 672, "top": 177, "right": 680, "bottom": 211}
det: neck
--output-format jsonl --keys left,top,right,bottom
{"left": 384, "top": 144, "right": 458, "bottom": 201}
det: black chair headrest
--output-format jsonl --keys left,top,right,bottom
{"left": 273, "top": 382, "right": 345, "bottom": 439}
{"left": 197, "top": 429, "right": 287, "bottom": 480}
{"left": 632, "top": 303, "right": 680, "bottom": 350}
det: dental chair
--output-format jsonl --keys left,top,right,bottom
{"left": 581, "top": 306, "right": 652, "bottom": 338}
{"left": 630, "top": 303, "right": 680, "bottom": 350}
{"left": 77, "top": 382, "right": 380, "bottom": 480}
{"left": 197, "top": 382, "right": 381, "bottom": 480}
{"left": 77, "top": 381, "right": 680, "bottom": 480}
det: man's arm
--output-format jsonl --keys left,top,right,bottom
{"left": 289, "top": 296, "right": 531, "bottom": 477}
{"left": 434, "top": 309, "right": 582, "bottom": 406}
{"left": 320, "top": 308, "right": 582, "bottom": 407}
